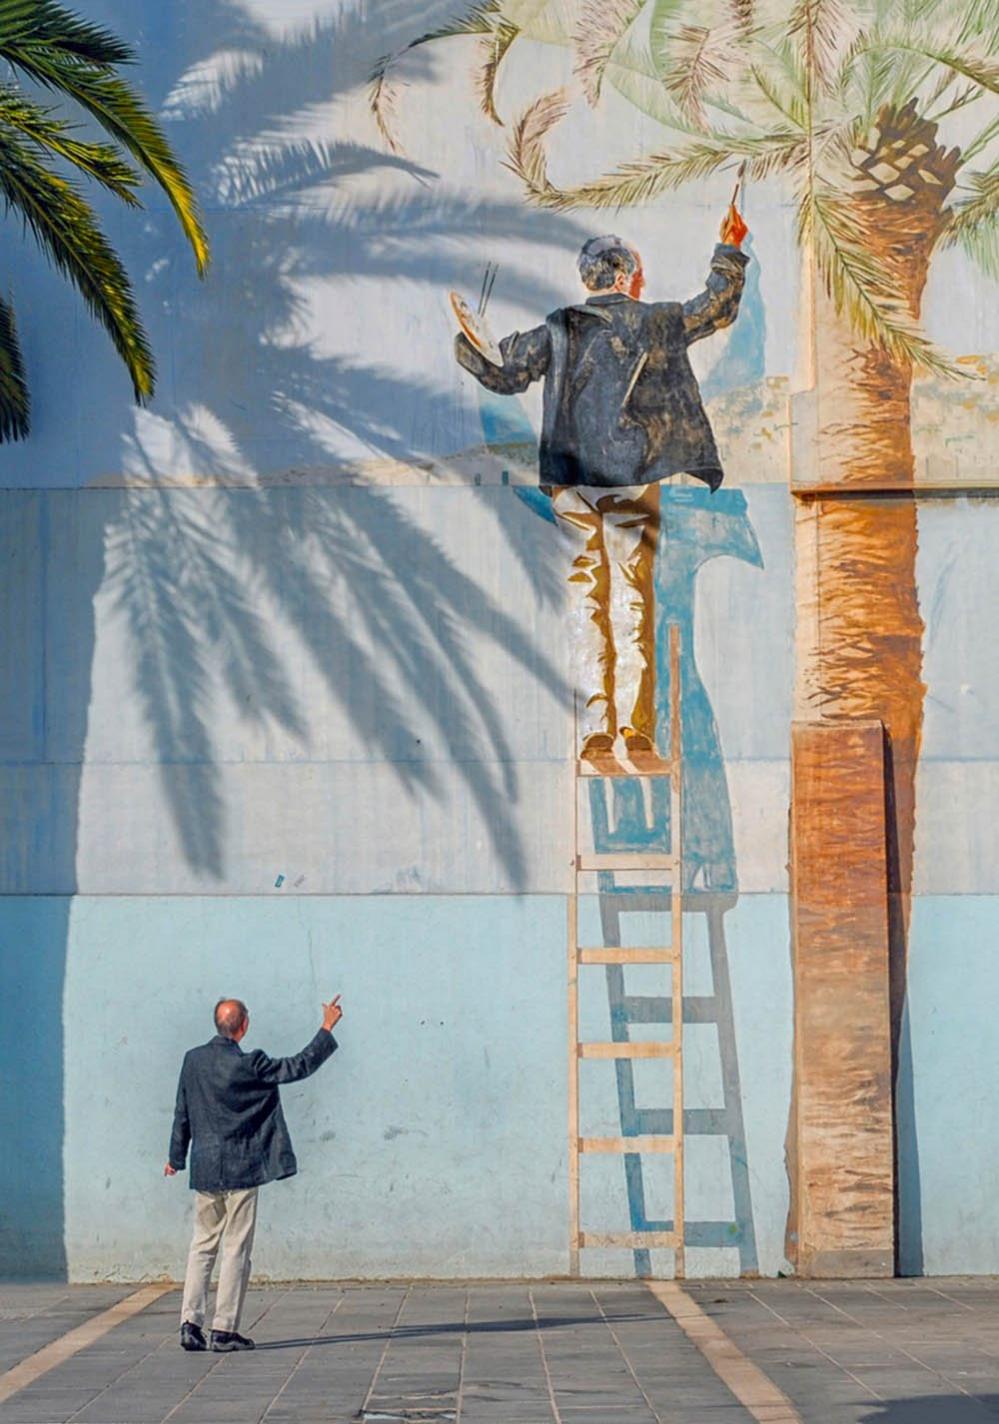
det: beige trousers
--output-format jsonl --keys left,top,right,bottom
{"left": 180, "top": 1187, "right": 258, "bottom": 1334}
{"left": 552, "top": 484, "right": 660, "bottom": 743}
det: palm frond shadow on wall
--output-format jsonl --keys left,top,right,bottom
{"left": 74, "top": 0, "right": 587, "bottom": 889}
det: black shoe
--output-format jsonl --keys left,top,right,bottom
{"left": 180, "top": 1321, "right": 207, "bottom": 1352}
{"left": 210, "top": 1330, "right": 255, "bottom": 1352}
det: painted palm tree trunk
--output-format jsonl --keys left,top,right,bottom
{"left": 790, "top": 105, "right": 960, "bottom": 1272}
{"left": 796, "top": 103, "right": 959, "bottom": 932}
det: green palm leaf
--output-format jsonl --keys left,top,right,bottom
{"left": 0, "top": 83, "right": 141, "bottom": 202}
{"left": 0, "top": 122, "right": 154, "bottom": 400}
{"left": 0, "top": 293, "right": 29, "bottom": 441}
{"left": 0, "top": 0, "right": 208, "bottom": 273}
{"left": 0, "top": 0, "right": 130, "bottom": 64}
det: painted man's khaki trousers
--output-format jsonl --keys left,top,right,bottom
{"left": 180, "top": 1187, "right": 258, "bottom": 1334}
{"left": 552, "top": 483, "right": 660, "bottom": 745}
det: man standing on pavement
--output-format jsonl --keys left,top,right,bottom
{"left": 165, "top": 994, "right": 342, "bottom": 1353}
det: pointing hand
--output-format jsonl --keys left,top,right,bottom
{"left": 322, "top": 995, "right": 343, "bottom": 1032}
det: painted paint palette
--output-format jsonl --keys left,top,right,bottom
{"left": 450, "top": 290, "right": 503, "bottom": 367}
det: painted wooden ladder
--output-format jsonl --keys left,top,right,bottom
{"left": 568, "top": 625, "right": 686, "bottom": 1278}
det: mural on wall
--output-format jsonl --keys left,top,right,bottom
{"left": 451, "top": 216, "right": 749, "bottom": 758}
{"left": 377, "top": 0, "right": 998, "bottom": 1273}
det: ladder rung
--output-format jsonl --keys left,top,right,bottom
{"left": 579, "top": 1135, "right": 676, "bottom": 1154}
{"left": 577, "top": 853, "right": 676, "bottom": 872}
{"left": 579, "top": 1231, "right": 680, "bottom": 1249}
{"left": 578, "top": 1041, "right": 675, "bottom": 1059}
{"left": 578, "top": 947, "right": 675, "bottom": 964}
{"left": 577, "top": 754, "right": 676, "bottom": 779}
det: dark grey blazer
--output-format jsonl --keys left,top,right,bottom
{"left": 456, "top": 243, "right": 749, "bottom": 491}
{"left": 168, "top": 1030, "right": 337, "bottom": 1192}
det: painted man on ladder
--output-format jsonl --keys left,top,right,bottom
{"left": 454, "top": 202, "right": 748, "bottom": 761}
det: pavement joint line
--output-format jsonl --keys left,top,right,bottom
{"left": 589, "top": 1286, "right": 663, "bottom": 1424}
{"left": 358, "top": 1284, "right": 413, "bottom": 1421}
{"left": 528, "top": 1285, "right": 562, "bottom": 1424}
{"left": 259, "top": 1291, "right": 345, "bottom": 1423}
{"left": 646, "top": 1281, "right": 801, "bottom": 1424}
{"left": 0, "top": 1282, "right": 174, "bottom": 1407}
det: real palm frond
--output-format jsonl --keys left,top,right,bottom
{"left": 573, "top": 0, "right": 645, "bottom": 106}
{"left": 660, "top": 23, "right": 746, "bottom": 128}
{"left": 0, "top": 0, "right": 131, "bottom": 65}
{"left": 799, "top": 183, "right": 958, "bottom": 374}
{"left": 370, "top": 2, "right": 514, "bottom": 148}
{"left": 518, "top": 127, "right": 805, "bottom": 209}
{"left": 0, "top": 292, "right": 29, "bottom": 441}
{"left": 0, "top": 122, "right": 154, "bottom": 399}
{"left": 476, "top": 19, "right": 520, "bottom": 124}
{"left": 943, "top": 165, "right": 999, "bottom": 278}
{"left": 503, "top": 88, "right": 571, "bottom": 199}
{"left": 0, "top": 0, "right": 208, "bottom": 272}
{"left": 788, "top": 0, "right": 851, "bottom": 92}
{"left": 0, "top": 83, "right": 142, "bottom": 203}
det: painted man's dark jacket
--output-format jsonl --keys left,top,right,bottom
{"left": 168, "top": 1029, "right": 337, "bottom": 1192}
{"left": 456, "top": 243, "right": 749, "bottom": 490}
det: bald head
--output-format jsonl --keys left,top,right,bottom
{"left": 214, "top": 998, "right": 248, "bottom": 1040}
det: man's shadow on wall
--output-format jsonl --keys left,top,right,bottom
{"left": 1, "top": 0, "right": 583, "bottom": 1276}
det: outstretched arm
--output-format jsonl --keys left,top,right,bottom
{"left": 683, "top": 210, "right": 750, "bottom": 345}
{"left": 455, "top": 323, "right": 550, "bottom": 394}
{"left": 247, "top": 998, "right": 342, "bottom": 1085}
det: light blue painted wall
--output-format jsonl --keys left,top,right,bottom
{"left": 1, "top": 892, "right": 792, "bottom": 1281}
{"left": 899, "top": 898, "right": 999, "bottom": 1276}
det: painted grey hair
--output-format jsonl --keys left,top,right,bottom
{"left": 577, "top": 235, "right": 639, "bottom": 292}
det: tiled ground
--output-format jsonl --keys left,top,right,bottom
{"left": 3, "top": 1278, "right": 999, "bottom": 1423}
{"left": 685, "top": 1278, "right": 999, "bottom": 1423}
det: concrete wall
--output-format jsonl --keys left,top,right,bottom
{"left": 0, "top": 0, "right": 996, "bottom": 1280}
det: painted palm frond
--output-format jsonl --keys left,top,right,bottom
{"left": 371, "top": 1, "right": 521, "bottom": 148}
{"left": 504, "top": 88, "right": 570, "bottom": 198}
{"left": 846, "top": 28, "right": 999, "bottom": 99}
{"left": 573, "top": 0, "right": 645, "bottom": 105}
{"left": 944, "top": 165, "right": 999, "bottom": 277}
{"left": 788, "top": 0, "right": 852, "bottom": 91}
{"left": 0, "top": 0, "right": 208, "bottom": 273}
{"left": 660, "top": 22, "right": 746, "bottom": 128}
{"left": 0, "top": 293, "right": 29, "bottom": 442}
{"left": 515, "top": 127, "right": 805, "bottom": 209}
{"left": 799, "top": 183, "right": 957, "bottom": 373}
{"left": 476, "top": 20, "right": 521, "bottom": 123}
